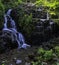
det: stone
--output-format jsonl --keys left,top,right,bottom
{"left": 35, "top": 26, "right": 44, "bottom": 32}
{"left": 25, "top": 62, "right": 30, "bottom": 65}
{"left": 0, "top": 30, "right": 18, "bottom": 53}
{"left": 10, "top": 64, "right": 13, "bottom": 65}
{"left": 15, "top": 59, "right": 22, "bottom": 65}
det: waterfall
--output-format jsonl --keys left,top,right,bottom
{"left": 47, "top": 12, "right": 49, "bottom": 20}
{"left": 2, "top": 9, "right": 30, "bottom": 49}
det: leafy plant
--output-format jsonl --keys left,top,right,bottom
{"left": 37, "top": 48, "right": 45, "bottom": 55}
{"left": 37, "top": 48, "right": 53, "bottom": 61}
{"left": 34, "top": 0, "right": 59, "bottom": 18}
{"left": 43, "top": 49, "right": 53, "bottom": 61}
{"left": 31, "top": 61, "right": 41, "bottom": 65}
{"left": 18, "top": 13, "right": 33, "bottom": 38}
{"left": 55, "top": 46, "right": 59, "bottom": 57}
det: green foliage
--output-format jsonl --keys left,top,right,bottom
{"left": 43, "top": 49, "right": 53, "bottom": 60}
{"left": 37, "top": 48, "right": 45, "bottom": 55}
{"left": 34, "top": 0, "right": 59, "bottom": 18}
{"left": 55, "top": 46, "right": 59, "bottom": 57}
{"left": 19, "top": 13, "right": 33, "bottom": 37}
{"left": 0, "top": 0, "right": 5, "bottom": 28}
{"left": 37, "top": 48, "right": 53, "bottom": 61}
{"left": 30, "top": 46, "right": 59, "bottom": 65}
{"left": 31, "top": 61, "right": 41, "bottom": 65}
{"left": 2, "top": 64, "right": 5, "bottom": 65}
{"left": 56, "top": 62, "right": 59, "bottom": 65}
{"left": 0, "top": 0, "right": 5, "bottom": 11}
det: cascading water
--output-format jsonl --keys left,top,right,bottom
{"left": 3, "top": 9, "right": 30, "bottom": 49}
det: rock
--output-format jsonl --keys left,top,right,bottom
{"left": 31, "top": 18, "right": 58, "bottom": 45}
{"left": 10, "top": 64, "right": 13, "bottom": 65}
{"left": 0, "top": 30, "right": 18, "bottom": 53}
{"left": 21, "top": 43, "right": 30, "bottom": 49}
{"left": 42, "top": 62, "right": 47, "bottom": 65}
{"left": 15, "top": 59, "right": 22, "bottom": 65}
{"left": 37, "top": 8, "right": 43, "bottom": 11}
{"left": 35, "top": 26, "right": 44, "bottom": 32}
{"left": 13, "top": 58, "right": 22, "bottom": 65}
{"left": 13, "top": 57, "right": 17, "bottom": 61}
{"left": 25, "top": 62, "right": 30, "bottom": 65}
{"left": 36, "top": 21, "right": 43, "bottom": 26}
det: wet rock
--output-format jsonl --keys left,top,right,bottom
{"left": 31, "top": 19, "right": 58, "bottom": 45}
{"left": 0, "top": 30, "right": 18, "bottom": 53}
{"left": 13, "top": 57, "right": 22, "bottom": 65}
{"left": 21, "top": 43, "right": 30, "bottom": 49}
{"left": 15, "top": 60, "right": 22, "bottom": 65}
{"left": 31, "top": 32, "right": 44, "bottom": 45}
{"left": 35, "top": 26, "right": 44, "bottom": 32}
{"left": 13, "top": 58, "right": 22, "bottom": 65}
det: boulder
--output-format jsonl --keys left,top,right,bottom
{"left": 0, "top": 30, "right": 18, "bottom": 53}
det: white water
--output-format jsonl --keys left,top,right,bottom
{"left": 3, "top": 9, "right": 30, "bottom": 49}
